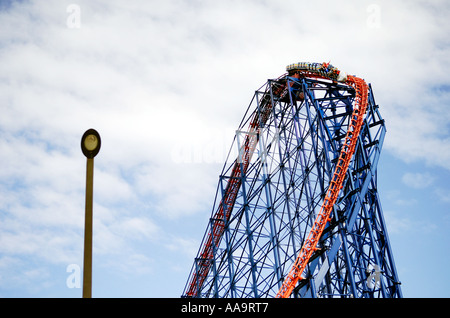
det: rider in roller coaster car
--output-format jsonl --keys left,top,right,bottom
{"left": 283, "top": 70, "right": 305, "bottom": 103}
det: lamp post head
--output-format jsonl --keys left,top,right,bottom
{"left": 81, "top": 129, "right": 101, "bottom": 158}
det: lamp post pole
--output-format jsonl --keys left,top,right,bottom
{"left": 81, "top": 129, "right": 101, "bottom": 298}
{"left": 83, "top": 156, "right": 94, "bottom": 298}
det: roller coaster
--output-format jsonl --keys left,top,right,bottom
{"left": 183, "top": 62, "right": 402, "bottom": 298}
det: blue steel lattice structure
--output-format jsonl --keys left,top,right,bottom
{"left": 183, "top": 72, "right": 402, "bottom": 298}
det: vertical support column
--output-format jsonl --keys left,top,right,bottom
{"left": 83, "top": 157, "right": 93, "bottom": 298}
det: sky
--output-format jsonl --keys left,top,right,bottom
{"left": 0, "top": 0, "right": 449, "bottom": 298}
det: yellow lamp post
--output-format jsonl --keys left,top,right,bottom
{"left": 81, "top": 129, "right": 101, "bottom": 298}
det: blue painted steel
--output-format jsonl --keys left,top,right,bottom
{"left": 183, "top": 76, "right": 402, "bottom": 298}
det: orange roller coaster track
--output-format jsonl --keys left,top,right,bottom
{"left": 276, "top": 63, "right": 369, "bottom": 298}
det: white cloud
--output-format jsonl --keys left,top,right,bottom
{"left": 435, "top": 188, "right": 450, "bottom": 203}
{"left": 0, "top": 0, "right": 449, "bottom": 296}
{"left": 402, "top": 172, "right": 435, "bottom": 189}
{"left": 383, "top": 208, "right": 438, "bottom": 235}
{"left": 111, "top": 217, "right": 159, "bottom": 241}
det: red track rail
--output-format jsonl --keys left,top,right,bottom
{"left": 276, "top": 74, "right": 368, "bottom": 298}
